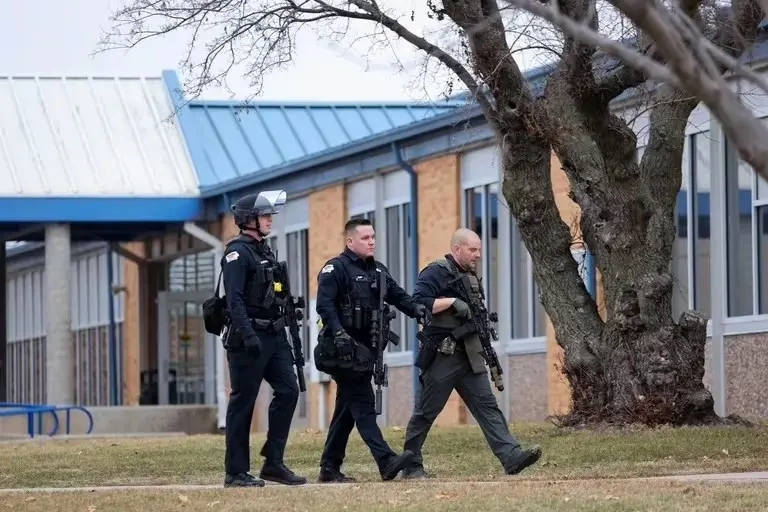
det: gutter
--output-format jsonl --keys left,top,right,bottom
{"left": 390, "top": 142, "right": 422, "bottom": 401}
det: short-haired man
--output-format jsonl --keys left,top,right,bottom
{"left": 401, "top": 228, "right": 542, "bottom": 479}
{"left": 314, "top": 218, "right": 430, "bottom": 482}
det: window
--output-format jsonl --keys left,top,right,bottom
{"left": 349, "top": 210, "right": 375, "bottom": 229}
{"left": 384, "top": 203, "right": 414, "bottom": 352}
{"left": 285, "top": 229, "right": 310, "bottom": 417}
{"left": 463, "top": 183, "right": 546, "bottom": 339}
{"left": 465, "top": 185, "right": 499, "bottom": 314}
{"left": 758, "top": 205, "right": 768, "bottom": 314}
{"left": 725, "top": 132, "right": 768, "bottom": 317}
{"left": 725, "top": 138, "right": 755, "bottom": 317}
{"left": 265, "top": 235, "right": 278, "bottom": 255}
{"left": 509, "top": 219, "right": 547, "bottom": 338}
{"left": 669, "top": 133, "right": 712, "bottom": 320}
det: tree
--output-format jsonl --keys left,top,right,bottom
{"left": 102, "top": 0, "right": 764, "bottom": 426}
{"left": 503, "top": 0, "right": 768, "bottom": 185}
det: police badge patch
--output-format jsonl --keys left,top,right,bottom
{"left": 225, "top": 252, "right": 240, "bottom": 263}
{"left": 321, "top": 264, "right": 334, "bottom": 274}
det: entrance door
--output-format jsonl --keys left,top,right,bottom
{"left": 157, "top": 291, "right": 217, "bottom": 406}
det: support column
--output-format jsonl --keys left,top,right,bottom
{"left": 0, "top": 242, "right": 6, "bottom": 402}
{"left": 45, "top": 224, "right": 73, "bottom": 405}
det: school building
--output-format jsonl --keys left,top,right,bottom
{"left": 2, "top": 39, "right": 768, "bottom": 434}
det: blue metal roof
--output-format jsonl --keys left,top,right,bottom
{"left": 162, "top": 71, "right": 463, "bottom": 195}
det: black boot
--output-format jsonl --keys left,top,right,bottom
{"left": 505, "top": 445, "right": 543, "bottom": 475}
{"left": 259, "top": 462, "right": 308, "bottom": 486}
{"left": 379, "top": 450, "right": 415, "bottom": 481}
{"left": 318, "top": 466, "right": 357, "bottom": 483}
{"left": 402, "top": 465, "right": 430, "bottom": 479}
{"left": 224, "top": 472, "right": 265, "bottom": 488}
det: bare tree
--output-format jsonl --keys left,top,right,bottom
{"left": 503, "top": 0, "right": 768, "bottom": 184}
{"left": 101, "top": 0, "right": 764, "bottom": 426}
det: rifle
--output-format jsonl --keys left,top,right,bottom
{"left": 279, "top": 261, "right": 307, "bottom": 393}
{"left": 370, "top": 269, "right": 396, "bottom": 415}
{"left": 459, "top": 280, "right": 504, "bottom": 392}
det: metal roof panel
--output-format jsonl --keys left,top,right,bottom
{"left": 0, "top": 74, "right": 200, "bottom": 197}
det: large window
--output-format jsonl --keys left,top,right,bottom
{"left": 349, "top": 210, "right": 375, "bottom": 229}
{"left": 384, "top": 203, "right": 414, "bottom": 352}
{"left": 669, "top": 133, "right": 712, "bottom": 320}
{"left": 285, "top": 229, "right": 310, "bottom": 417}
{"left": 464, "top": 183, "right": 546, "bottom": 339}
{"left": 725, "top": 136, "right": 768, "bottom": 317}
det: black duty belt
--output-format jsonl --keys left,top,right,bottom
{"left": 250, "top": 317, "right": 287, "bottom": 332}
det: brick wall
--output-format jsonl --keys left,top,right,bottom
{"left": 413, "top": 153, "right": 465, "bottom": 426}
{"left": 307, "top": 184, "right": 348, "bottom": 428}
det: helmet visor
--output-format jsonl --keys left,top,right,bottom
{"left": 255, "top": 190, "right": 287, "bottom": 215}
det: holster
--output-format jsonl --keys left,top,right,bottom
{"left": 414, "top": 332, "right": 439, "bottom": 371}
{"left": 352, "top": 344, "right": 373, "bottom": 373}
{"left": 222, "top": 326, "right": 243, "bottom": 351}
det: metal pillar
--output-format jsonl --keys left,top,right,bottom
{"left": 45, "top": 223, "right": 74, "bottom": 405}
{"left": 709, "top": 120, "right": 728, "bottom": 417}
{"left": 0, "top": 241, "right": 6, "bottom": 402}
{"left": 182, "top": 222, "right": 226, "bottom": 429}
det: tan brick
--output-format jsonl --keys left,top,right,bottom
{"left": 308, "top": 185, "right": 347, "bottom": 297}
{"left": 416, "top": 154, "right": 461, "bottom": 270}
{"left": 415, "top": 153, "right": 466, "bottom": 426}
{"left": 121, "top": 242, "right": 143, "bottom": 406}
{"left": 307, "top": 184, "right": 347, "bottom": 429}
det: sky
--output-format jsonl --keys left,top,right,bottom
{"left": 0, "top": 0, "right": 538, "bottom": 103}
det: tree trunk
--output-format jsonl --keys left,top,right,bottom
{"left": 499, "top": 87, "right": 731, "bottom": 427}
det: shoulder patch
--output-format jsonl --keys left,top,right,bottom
{"left": 321, "top": 264, "right": 334, "bottom": 274}
{"left": 225, "top": 251, "right": 240, "bottom": 263}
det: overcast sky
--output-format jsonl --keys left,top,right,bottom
{"left": 0, "top": 0, "right": 542, "bottom": 103}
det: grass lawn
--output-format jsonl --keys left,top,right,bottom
{"left": 2, "top": 422, "right": 768, "bottom": 489}
{"left": 2, "top": 481, "right": 768, "bottom": 511}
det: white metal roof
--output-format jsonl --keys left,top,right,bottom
{"left": 0, "top": 75, "right": 200, "bottom": 197}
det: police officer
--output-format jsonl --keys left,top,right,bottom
{"left": 221, "top": 190, "right": 306, "bottom": 488}
{"left": 314, "top": 217, "right": 430, "bottom": 483}
{"left": 401, "top": 228, "right": 542, "bottom": 479}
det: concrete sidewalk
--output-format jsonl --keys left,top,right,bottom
{"left": 1, "top": 471, "right": 768, "bottom": 494}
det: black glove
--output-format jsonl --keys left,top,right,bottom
{"left": 333, "top": 330, "right": 354, "bottom": 361}
{"left": 243, "top": 333, "right": 262, "bottom": 358}
{"left": 452, "top": 299, "right": 471, "bottom": 320}
{"left": 413, "top": 304, "right": 432, "bottom": 326}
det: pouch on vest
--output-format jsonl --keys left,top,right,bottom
{"left": 352, "top": 344, "right": 374, "bottom": 373}
{"left": 314, "top": 337, "right": 338, "bottom": 374}
{"left": 202, "top": 271, "right": 227, "bottom": 335}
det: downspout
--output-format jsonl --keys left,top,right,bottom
{"left": 107, "top": 245, "right": 119, "bottom": 405}
{"left": 391, "top": 142, "right": 421, "bottom": 401}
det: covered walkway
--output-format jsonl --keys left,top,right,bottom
{"left": 0, "top": 73, "right": 206, "bottom": 407}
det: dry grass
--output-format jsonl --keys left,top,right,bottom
{"left": 1, "top": 422, "right": 768, "bottom": 489}
{"left": 3, "top": 480, "right": 768, "bottom": 511}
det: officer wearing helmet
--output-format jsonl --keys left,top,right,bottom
{"left": 221, "top": 190, "right": 306, "bottom": 488}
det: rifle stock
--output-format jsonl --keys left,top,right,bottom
{"left": 279, "top": 262, "right": 307, "bottom": 393}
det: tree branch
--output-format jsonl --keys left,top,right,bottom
{"left": 612, "top": 0, "right": 768, "bottom": 183}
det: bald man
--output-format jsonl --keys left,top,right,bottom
{"left": 401, "top": 228, "right": 542, "bottom": 479}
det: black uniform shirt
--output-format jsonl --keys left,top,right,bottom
{"left": 316, "top": 247, "right": 419, "bottom": 340}
{"left": 412, "top": 254, "right": 466, "bottom": 309}
{"left": 221, "top": 234, "right": 280, "bottom": 339}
